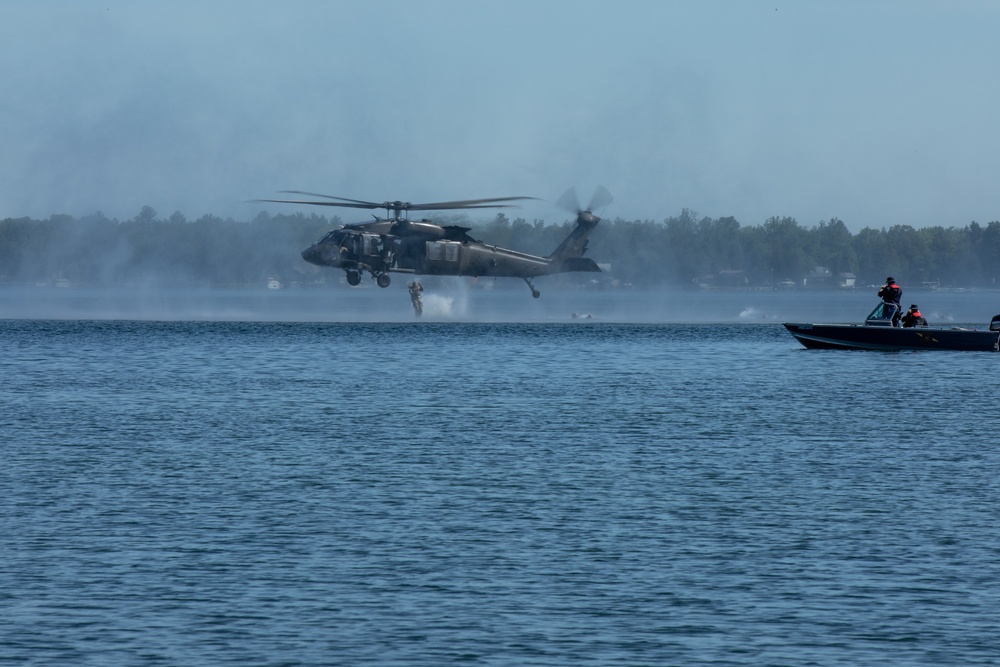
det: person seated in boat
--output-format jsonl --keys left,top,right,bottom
{"left": 901, "top": 304, "right": 927, "bottom": 328}
{"left": 878, "top": 276, "right": 902, "bottom": 326}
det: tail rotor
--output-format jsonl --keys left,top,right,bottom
{"left": 557, "top": 186, "right": 613, "bottom": 221}
{"left": 547, "top": 185, "right": 612, "bottom": 268}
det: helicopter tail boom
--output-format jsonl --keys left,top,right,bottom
{"left": 559, "top": 257, "right": 601, "bottom": 272}
{"left": 547, "top": 210, "right": 601, "bottom": 266}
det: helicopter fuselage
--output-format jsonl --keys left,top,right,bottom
{"left": 261, "top": 189, "right": 608, "bottom": 297}
{"left": 301, "top": 215, "right": 597, "bottom": 296}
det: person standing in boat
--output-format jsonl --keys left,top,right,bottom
{"left": 878, "top": 276, "right": 902, "bottom": 326}
{"left": 901, "top": 304, "right": 927, "bottom": 328}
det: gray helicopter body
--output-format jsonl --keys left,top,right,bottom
{"left": 260, "top": 189, "right": 610, "bottom": 297}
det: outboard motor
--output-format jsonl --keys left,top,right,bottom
{"left": 990, "top": 314, "right": 1000, "bottom": 332}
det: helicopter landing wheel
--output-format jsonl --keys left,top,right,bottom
{"left": 376, "top": 273, "right": 391, "bottom": 288}
{"left": 346, "top": 270, "right": 362, "bottom": 286}
{"left": 524, "top": 277, "right": 541, "bottom": 298}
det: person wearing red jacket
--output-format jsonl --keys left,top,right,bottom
{"left": 878, "top": 276, "right": 902, "bottom": 326}
{"left": 901, "top": 304, "right": 927, "bottom": 328}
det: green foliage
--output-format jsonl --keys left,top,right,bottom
{"left": 2, "top": 208, "right": 999, "bottom": 288}
{"left": 0, "top": 210, "right": 336, "bottom": 286}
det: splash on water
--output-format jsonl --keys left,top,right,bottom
{"left": 421, "top": 293, "right": 468, "bottom": 318}
{"left": 739, "top": 306, "right": 767, "bottom": 320}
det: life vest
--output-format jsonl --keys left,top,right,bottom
{"left": 880, "top": 282, "right": 901, "bottom": 302}
{"left": 902, "top": 309, "right": 924, "bottom": 327}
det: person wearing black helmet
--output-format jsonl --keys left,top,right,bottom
{"left": 901, "top": 304, "right": 927, "bottom": 328}
{"left": 877, "top": 276, "right": 902, "bottom": 326}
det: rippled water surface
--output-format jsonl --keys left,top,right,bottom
{"left": 3, "top": 290, "right": 1000, "bottom": 665}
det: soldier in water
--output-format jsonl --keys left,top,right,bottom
{"left": 408, "top": 281, "right": 424, "bottom": 316}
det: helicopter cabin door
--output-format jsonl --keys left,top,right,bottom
{"left": 425, "top": 241, "right": 462, "bottom": 273}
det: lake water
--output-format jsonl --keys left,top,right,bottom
{"left": 3, "top": 286, "right": 1000, "bottom": 665}
{"left": 0, "top": 283, "right": 996, "bottom": 324}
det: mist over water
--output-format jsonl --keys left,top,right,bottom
{"left": 3, "top": 284, "right": 998, "bottom": 325}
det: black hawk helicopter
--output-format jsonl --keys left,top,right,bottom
{"left": 257, "top": 187, "right": 611, "bottom": 297}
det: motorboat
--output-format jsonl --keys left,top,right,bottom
{"left": 784, "top": 303, "right": 1000, "bottom": 351}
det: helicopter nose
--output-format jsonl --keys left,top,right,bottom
{"left": 301, "top": 245, "right": 323, "bottom": 265}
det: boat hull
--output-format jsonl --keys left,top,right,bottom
{"left": 784, "top": 323, "right": 1000, "bottom": 351}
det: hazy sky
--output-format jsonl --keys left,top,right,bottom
{"left": 2, "top": 1, "right": 998, "bottom": 230}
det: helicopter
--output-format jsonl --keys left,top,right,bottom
{"left": 257, "top": 186, "right": 612, "bottom": 297}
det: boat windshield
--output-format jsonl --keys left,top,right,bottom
{"left": 866, "top": 302, "right": 899, "bottom": 324}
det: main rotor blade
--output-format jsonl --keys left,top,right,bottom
{"left": 257, "top": 193, "right": 536, "bottom": 212}
{"left": 255, "top": 193, "right": 539, "bottom": 217}
{"left": 279, "top": 191, "right": 384, "bottom": 207}
{"left": 407, "top": 196, "right": 538, "bottom": 211}
{"left": 253, "top": 198, "right": 380, "bottom": 209}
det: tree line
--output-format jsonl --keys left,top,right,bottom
{"left": 2, "top": 206, "right": 999, "bottom": 289}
